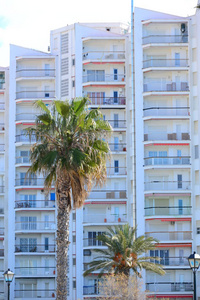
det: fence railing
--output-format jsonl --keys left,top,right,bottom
{"left": 16, "top": 69, "right": 55, "bottom": 77}
{"left": 145, "top": 206, "right": 192, "bottom": 216}
{"left": 142, "top": 35, "right": 188, "bottom": 44}
{"left": 146, "top": 282, "right": 193, "bottom": 292}
{"left": 144, "top": 132, "right": 190, "bottom": 141}
{"left": 83, "top": 74, "right": 125, "bottom": 83}
{"left": 15, "top": 244, "right": 56, "bottom": 253}
{"left": 16, "top": 91, "right": 55, "bottom": 99}
{"left": 145, "top": 231, "right": 192, "bottom": 241}
{"left": 15, "top": 222, "right": 56, "bottom": 231}
{"left": 83, "top": 51, "right": 125, "bottom": 60}
{"left": 83, "top": 214, "right": 127, "bottom": 223}
{"left": 144, "top": 181, "right": 191, "bottom": 191}
{"left": 15, "top": 200, "right": 55, "bottom": 209}
{"left": 143, "top": 81, "right": 189, "bottom": 92}
{"left": 143, "top": 107, "right": 190, "bottom": 117}
{"left": 144, "top": 156, "right": 190, "bottom": 166}
{"left": 87, "top": 97, "right": 126, "bottom": 106}
{"left": 143, "top": 59, "right": 189, "bottom": 68}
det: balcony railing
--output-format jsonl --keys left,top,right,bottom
{"left": 144, "top": 181, "right": 191, "bottom": 191}
{"left": 109, "top": 143, "right": 126, "bottom": 152}
{"left": 107, "top": 167, "right": 127, "bottom": 176}
{"left": 0, "top": 187, "right": 4, "bottom": 194}
{"left": 0, "top": 145, "right": 4, "bottom": 151}
{"left": 83, "top": 238, "right": 105, "bottom": 247}
{"left": 145, "top": 231, "right": 192, "bottom": 241}
{"left": 15, "top": 178, "right": 46, "bottom": 186}
{"left": 15, "top": 222, "right": 56, "bottom": 231}
{"left": 143, "top": 59, "right": 189, "bottom": 68}
{"left": 145, "top": 206, "right": 192, "bottom": 216}
{"left": 146, "top": 282, "right": 192, "bottom": 292}
{"left": 15, "top": 244, "right": 56, "bottom": 253}
{"left": 83, "top": 285, "right": 100, "bottom": 295}
{"left": 83, "top": 214, "right": 127, "bottom": 223}
{"left": 16, "top": 134, "right": 36, "bottom": 143}
{"left": 83, "top": 74, "right": 125, "bottom": 83}
{"left": 16, "top": 113, "right": 39, "bottom": 121}
{"left": 144, "top": 132, "right": 190, "bottom": 141}
{"left": 15, "top": 267, "right": 56, "bottom": 276}
{"left": 16, "top": 156, "right": 30, "bottom": 164}
{"left": 108, "top": 120, "right": 126, "bottom": 128}
{"left": 15, "top": 290, "right": 56, "bottom": 298}
{"left": 16, "top": 91, "right": 55, "bottom": 99}
{"left": 142, "top": 35, "right": 188, "bottom": 44}
{"left": 152, "top": 256, "right": 189, "bottom": 266}
{"left": 88, "top": 97, "right": 126, "bottom": 106}
{"left": 15, "top": 200, "right": 55, "bottom": 209}
{"left": 143, "top": 107, "right": 190, "bottom": 117}
{"left": 16, "top": 69, "right": 55, "bottom": 78}
{"left": 144, "top": 81, "right": 189, "bottom": 92}
{"left": 144, "top": 156, "right": 190, "bottom": 166}
{"left": 0, "top": 249, "right": 4, "bottom": 256}
{"left": 88, "top": 190, "right": 127, "bottom": 199}
{"left": 83, "top": 51, "right": 125, "bottom": 61}
{"left": 0, "top": 228, "right": 4, "bottom": 235}
{"left": 0, "top": 103, "right": 5, "bottom": 110}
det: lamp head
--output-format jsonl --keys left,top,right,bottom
{"left": 188, "top": 252, "right": 200, "bottom": 270}
{"left": 3, "top": 269, "right": 14, "bottom": 283}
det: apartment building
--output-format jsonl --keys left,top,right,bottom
{"left": 3, "top": 23, "right": 133, "bottom": 299}
{"left": 134, "top": 5, "right": 200, "bottom": 300}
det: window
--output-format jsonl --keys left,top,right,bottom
{"left": 72, "top": 213, "right": 76, "bottom": 221}
{"left": 197, "top": 227, "right": 200, "bottom": 234}
{"left": 73, "top": 258, "right": 76, "bottom": 265}
{"left": 178, "top": 199, "right": 183, "bottom": 215}
{"left": 20, "top": 238, "right": 37, "bottom": 252}
{"left": 177, "top": 174, "right": 182, "bottom": 189}
{"left": 150, "top": 249, "right": 169, "bottom": 265}
{"left": 114, "top": 137, "right": 119, "bottom": 151}
{"left": 114, "top": 160, "right": 119, "bottom": 173}
{"left": 73, "top": 281, "right": 76, "bottom": 289}
{"left": 20, "top": 216, "right": 37, "bottom": 230}
{"left": 88, "top": 232, "right": 105, "bottom": 246}
{"left": 72, "top": 58, "right": 75, "bottom": 66}
{"left": 50, "top": 193, "right": 55, "bottom": 201}
{"left": 87, "top": 70, "right": 105, "bottom": 82}
{"left": 195, "top": 145, "right": 199, "bottom": 159}
{"left": 113, "top": 69, "right": 118, "bottom": 81}
{"left": 44, "top": 237, "right": 49, "bottom": 251}
{"left": 114, "top": 114, "right": 119, "bottom": 128}
{"left": 19, "top": 194, "right": 36, "bottom": 208}
{"left": 45, "top": 64, "right": 50, "bottom": 76}
{"left": 113, "top": 91, "right": 118, "bottom": 104}
{"left": 72, "top": 80, "right": 75, "bottom": 88}
{"left": 73, "top": 235, "right": 76, "bottom": 243}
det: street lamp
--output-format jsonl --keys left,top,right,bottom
{"left": 3, "top": 269, "right": 14, "bottom": 300}
{"left": 188, "top": 252, "right": 200, "bottom": 300}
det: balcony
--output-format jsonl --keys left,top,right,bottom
{"left": 15, "top": 290, "right": 56, "bottom": 298}
{"left": 16, "top": 156, "right": 30, "bottom": 164}
{"left": 15, "top": 267, "right": 56, "bottom": 276}
{"left": 144, "top": 181, "right": 191, "bottom": 191}
{"left": 83, "top": 74, "right": 125, "bottom": 84}
{"left": 16, "top": 91, "right": 55, "bottom": 100}
{"left": 83, "top": 238, "right": 105, "bottom": 247}
{"left": 15, "top": 200, "right": 55, "bottom": 209}
{"left": 88, "top": 96, "right": 126, "bottom": 106}
{"left": 16, "top": 69, "right": 55, "bottom": 78}
{"left": 0, "top": 103, "right": 5, "bottom": 110}
{"left": 144, "top": 81, "right": 189, "bottom": 93}
{"left": 83, "top": 51, "right": 125, "bottom": 61}
{"left": 143, "top": 107, "right": 190, "bottom": 118}
{"left": 108, "top": 120, "right": 126, "bottom": 129}
{"left": 15, "top": 244, "right": 55, "bottom": 253}
{"left": 88, "top": 190, "right": 127, "bottom": 200}
{"left": 145, "top": 206, "right": 192, "bottom": 216}
{"left": 153, "top": 256, "right": 189, "bottom": 267}
{"left": 146, "top": 282, "right": 192, "bottom": 293}
{"left": 109, "top": 143, "right": 126, "bottom": 152}
{"left": 15, "top": 178, "right": 45, "bottom": 187}
{"left": 16, "top": 134, "right": 36, "bottom": 143}
{"left": 143, "top": 59, "right": 189, "bottom": 69}
{"left": 142, "top": 35, "right": 188, "bottom": 45}
{"left": 83, "top": 286, "right": 100, "bottom": 295}
{"left": 83, "top": 214, "right": 127, "bottom": 224}
{"left": 144, "top": 132, "right": 190, "bottom": 142}
{"left": 144, "top": 156, "right": 190, "bottom": 166}
{"left": 145, "top": 231, "right": 192, "bottom": 241}
{"left": 16, "top": 113, "right": 39, "bottom": 121}
{"left": 107, "top": 167, "right": 127, "bottom": 176}
{"left": 15, "top": 222, "right": 56, "bottom": 231}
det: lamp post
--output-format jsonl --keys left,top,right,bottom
{"left": 188, "top": 252, "right": 200, "bottom": 300}
{"left": 3, "top": 269, "right": 14, "bottom": 300}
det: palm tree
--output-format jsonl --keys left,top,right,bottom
{"left": 83, "top": 224, "right": 165, "bottom": 278}
{"left": 26, "top": 97, "right": 112, "bottom": 300}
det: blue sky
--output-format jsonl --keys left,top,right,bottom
{"left": 0, "top": 0, "right": 197, "bottom": 66}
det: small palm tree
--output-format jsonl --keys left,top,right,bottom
{"left": 83, "top": 224, "right": 165, "bottom": 278}
{"left": 26, "top": 98, "right": 112, "bottom": 300}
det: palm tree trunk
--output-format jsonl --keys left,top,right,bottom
{"left": 56, "top": 186, "right": 71, "bottom": 300}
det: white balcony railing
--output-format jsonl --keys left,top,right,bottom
{"left": 144, "top": 156, "right": 190, "bottom": 166}
{"left": 144, "top": 181, "right": 191, "bottom": 191}
{"left": 15, "top": 267, "right": 56, "bottom": 276}
{"left": 16, "top": 69, "right": 55, "bottom": 78}
{"left": 83, "top": 74, "right": 125, "bottom": 83}
{"left": 16, "top": 91, "right": 55, "bottom": 99}
{"left": 143, "top": 59, "right": 189, "bottom": 68}
{"left": 143, "top": 81, "right": 189, "bottom": 92}
{"left": 16, "top": 113, "right": 39, "bottom": 121}
{"left": 88, "top": 190, "right": 127, "bottom": 199}
{"left": 144, "top": 132, "right": 190, "bottom": 141}
{"left": 83, "top": 214, "right": 127, "bottom": 223}
{"left": 107, "top": 167, "right": 127, "bottom": 176}
{"left": 145, "top": 231, "right": 192, "bottom": 241}
{"left": 142, "top": 35, "right": 188, "bottom": 44}
{"left": 15, "top": 200, "right": 55, "bottom": 209}
{"left": 83, "top": 51, "right": 125, "bottom": 61}
{"left": 87, "top": 96, "right": 126, "bottom": 106}
{"left": 145, "top": 206, "right": 192, "bottom": 216}
{"left": 15, "top": 290, "right": 56, "bottom": 298}
{"left": 143, "top": 107, "right": 190, "bottom": 117}
{"left": 15, "top": 222, "right": 56, "bottom": 231}
{"left": 146, "top": 282, "right": 192, "bottom": 292}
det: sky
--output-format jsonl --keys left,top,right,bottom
{"left": 0, "top": 0, "right": 198, "bottom": 67}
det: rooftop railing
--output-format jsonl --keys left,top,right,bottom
{"left": 144, "top": 81, "right": 189, "bottom": 93}
{"left": 16, "top": 69, "right": 55, "bottom": 78}
{"left": 144, "top": 156, "right": 190, "bottom": 166}
{"left": 15, "top": 267, "right": 56, "bottom": 276}
{"left": 142, "top": 35, "right": 188, "bottom": 44}
{"left": 145, "top": 231, "right": 192, "bottom": 241}
{"left": 143, "top": 107, "right": 190, "bottom": 117}
{"left": 145, "top": 206, "right": 192, "bottom": 216}
{"left": 88, "top": 97, "right": 126, "bottom": 106}
{"left": 144, "top": 181, "right": 191, "bottom": 191}
{"left": 83, "top": 51, "right": 125, "bottom": 61}
{"left": 83, "top": 74, "right": 125, "bottom": 83}
{"left": 83, "top": 213, "right": 127, "bottom": 223}
{"left": 15, "top": 222, "right": 56, "bottom": 231}
{"left": 16, "top": 90, "right": 55, "bottom": 99}
{"left": 146, "top": 282, "right": 192, "bottom": 292}
{"left": 15, "top": 200, "right": 55, "bottom": 209}
{"left": 143, "top": 59, "right": 189, "bottom": 68}
{"left": 144, "top": 132, "right": 190, "bottom": 141}
{"left": 15, "top": 244, "right": 56, "bottom": 253}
